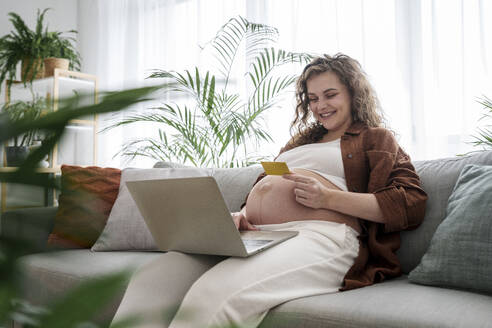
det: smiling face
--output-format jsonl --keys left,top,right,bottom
{"left": 306, "top": 71, "right": 353, "bottom": 141}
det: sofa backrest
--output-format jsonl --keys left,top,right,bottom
{"left": 156, "top": 151, "right": 492, "bottom": 274}
{"left": 399, "top": 150, "right": 492, "bottom": 274}
{"left": 153, "top": 162, "right": 264, "bottom": 212}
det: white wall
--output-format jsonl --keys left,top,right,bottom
{"left": 0, "top": 0, "right": 78, "bottom": 101}
{"left": 0, "top": 0, "right": 78, "bottom": 37}
{"left": 77, "top": 0, "right": 98, "bottom": 76}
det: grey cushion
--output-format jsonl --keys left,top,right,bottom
{"left": 408, "top": 164, "right": 492, "bottom": 294}
{"left": 210, "top": 166, "right": 264, "bottom": 213}
{"left": 398, "top": 150, "right": 492, "bottom": 273}
{"left": 154, "top": 162, "right": 264, "bottom": 211}
{"left": 91, "top": 168, "right": 210, "bottom": 251}
{"left": 92, "top": 166, "right": 263, "bottom": 251}
{"left": 153, "top": 164, "right": 263, "bottom": 212}
{"left": 260, "top": 276, "right": 492, "bottom": 328}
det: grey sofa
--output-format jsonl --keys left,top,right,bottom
{"left": 2, "top": 151, "right": 492, "bottom": 328}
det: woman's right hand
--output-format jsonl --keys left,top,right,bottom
{"left": 231, "top": 210, "right": 258, "bottom": 231}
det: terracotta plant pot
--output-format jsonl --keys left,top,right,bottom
{"left": 44, "top": 57, "right": 70, "bottom": 77}
{"left": 5, "top": 146, "right": 29, "bottom": 167}
{"left": 21, "top": 58, "right": 44, "bottom": 81}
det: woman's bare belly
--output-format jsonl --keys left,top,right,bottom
{"left": 245, "top": 168, "right": 362, "bottom": 234}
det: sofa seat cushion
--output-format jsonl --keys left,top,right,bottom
{"left": 18, "top": 249, "right": 160, "bottom": 306}
{"left": 260, "top": 276, "right": 492, "bottom": 328}
{"left": 18, "top": 251, "right": 492, "bottom": 328}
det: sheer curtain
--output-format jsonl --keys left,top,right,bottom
{"left": 78, "top": 0, "right": 492, "bottom": 167}
{"left": 260, "top": 0, "right": 492, "bottom": 160}
{"left": 79, "top": 0, "right": 248, "bottom": 167}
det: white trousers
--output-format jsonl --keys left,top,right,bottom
{"left": 111, "top": 221, "right": 360, "bottom": 328}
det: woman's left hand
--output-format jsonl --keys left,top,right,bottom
{"left": 282, "top": 173, "right": 330, "bottom": 209}
{"left": 231, "top": 210, "right": 258, "bottom": 231}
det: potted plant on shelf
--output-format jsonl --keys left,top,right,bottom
{"left": 0, "top": 8, "right": 81, "bottom": 93}
{"left": 42, "top": 30, "right": 81, "bottom": 77}
{"left": 2, "top": 96, "right": 47, "bottom": 166}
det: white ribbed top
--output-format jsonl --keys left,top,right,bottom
{"left": 276, "top": 139, "right": 347, "bottom": 191}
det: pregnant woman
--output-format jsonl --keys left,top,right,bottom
{"left": 111, "top": 54, "right": 427, "bottom": 328}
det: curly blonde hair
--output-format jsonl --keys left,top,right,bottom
{"left": 285, "top": 53, "right": 386, "bottom": 149}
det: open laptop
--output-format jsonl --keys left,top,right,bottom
{"left": 126, "top": 176, "right": 298, "bottom": 257}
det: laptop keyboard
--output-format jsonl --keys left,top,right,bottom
{"left": 242, "top": 239, "right": 273, "bottom": 253}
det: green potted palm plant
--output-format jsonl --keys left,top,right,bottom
{"left": 106, "top": 16, "right": 313, "bottom": 168}
{"left": 2, "top": 96, "right": 46, "bottom": 166}
{"left": 0, "top": 8, "right": 81, "bottom": 93}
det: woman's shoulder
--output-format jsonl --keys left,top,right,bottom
{"left": 359, "top": 125, "right": 399, "bottom": 152}
{"left": 347, "top": 122, "right": 393, "bottom": 137}
{"left": 363, "top": 125, "right": 394, "bottom": 137}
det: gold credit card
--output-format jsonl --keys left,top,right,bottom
{"left": 260, "top": 161, "right": 291, "bottom": 175}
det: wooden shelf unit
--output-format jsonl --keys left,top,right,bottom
{"left": 1, "top": 69, "right": 98, "bottom": 212}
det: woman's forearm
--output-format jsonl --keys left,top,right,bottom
{"left": 324, "top": 189, "right": 385, "bottom": 224}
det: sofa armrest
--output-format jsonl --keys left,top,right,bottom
{"left": 1, "top": 206, "right": 58, "bottom": 252}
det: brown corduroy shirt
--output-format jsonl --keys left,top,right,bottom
{"left": 245, "top": 121, "right": 427, "bottom": 291}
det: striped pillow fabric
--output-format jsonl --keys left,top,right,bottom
{"left": 48, "top": 165, "right": 121, "bottom": 248}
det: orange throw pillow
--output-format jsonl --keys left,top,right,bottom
{"left": 48, "top": 165, "right": 121, "bottom": 248}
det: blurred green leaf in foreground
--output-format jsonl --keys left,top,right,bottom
{"left": 0, "top": 85, "right": 159, "bottom": 327}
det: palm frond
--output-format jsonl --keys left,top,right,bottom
{"left": 146, "top": 69, "right": 218, "bottom": 112}
{"left": 477, "top": 96, "right": 492, "bottom": 114}
{"left": 146, "top": 70, "right": 225, "bottom": 148}
{"left": 108, "top": 100, "right": 219, "bottom": 167}
{"left": 248, "top": 48, "right": 312, "bottom": 94}
{"left": 471, "top": 127, "right": 492, "bottom": 148}
{"left": 205, "top": 16, "right": 278, "bottom": 88}
{"left": 244, "top": 49, "right": 312, "bottom": 128}
{"left": 117, "top": 128, "right": 212, "bottom": 167}
{"left": 247, "top": 74, "right": 298, "bottom": 129}
{"left": 470, "top": 96, "right": 492, "bottom": 152}
{"left": 244, "top": 20, "right": 278, "bottom": 58}
{"left": 248, "top": 48, "right": 312, "bottom": 89}
{"left": 116, "top": 137, "right": 172, "bottom": 163}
